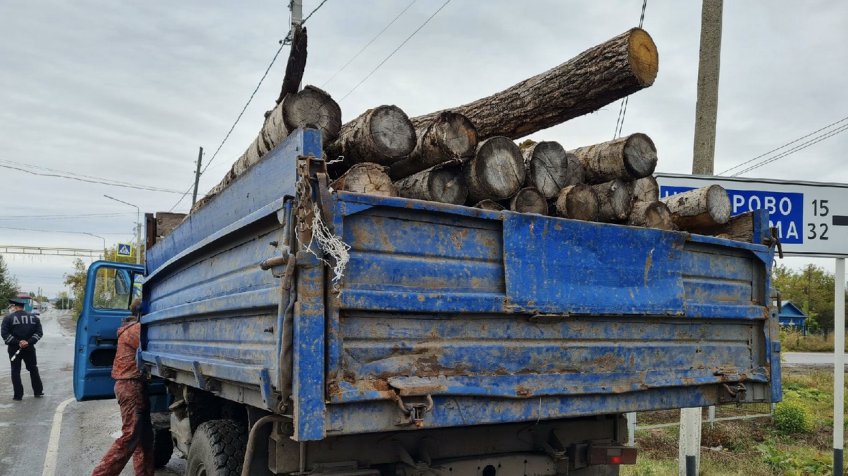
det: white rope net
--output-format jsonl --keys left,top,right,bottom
{"left": 305, "top": 203, "right": 350, "bottom": 284}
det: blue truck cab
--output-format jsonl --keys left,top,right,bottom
{"left": 74, "top": 128, "right": 781, "bottom": 476}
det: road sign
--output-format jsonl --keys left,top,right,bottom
{"left": 656, "top": 173, "right": 848, "bottom": 258}
{"left": 117, "top": 243, "right": 132, "bottom": 257}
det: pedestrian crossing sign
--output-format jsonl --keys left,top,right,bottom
{"left": 117, "top": 243, "right": 132, "bottom": 256}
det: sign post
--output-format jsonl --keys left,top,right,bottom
{"left": 657, "top": 174, "right": 848, "bottom": 475}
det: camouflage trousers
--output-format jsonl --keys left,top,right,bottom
{"left": 91, "top": 379, "right": 154, "bottom": 476}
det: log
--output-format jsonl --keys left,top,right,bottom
{"left": 592, "top": 179, "right": 634, "bottom": 222}
{"left": 464, "top": 137, "right": 525, "bottom": 203}
{"left": 389, "top": 112, "right": 478, "bottom": 180}
{"left": 554, "top": 184, "right": 599, "bottom": 222}
{"left": 628, "top": 201, "right": 674, "bottom": 230}
{"left": 410, "top": 28, "right": 658, "bottom": 140}
{"left": 661, "top": 185, "right": 731, "bottom": 229}
{"left": 510, "top": 187, "right": 548, "bottom": 215}
{"left": 326, "top": 105, "right": 416, "bottom": 166}
{"left": 570, "top": 133, "right": 657, "bottom": 183}
{"left": 684, "top": 211, "right": 757, "bottom": 242}
{"left": 474, "top": 199, "right": 505, "bottom": 211}
{"left": 194, "top": 86, "right": 341, "bottom": 212}
{"left": 393, "top": 163, "right": 467, "bottom": 205}
{"left": 521, "top": 141, "right": 585, "bottom": 199}
{"left": 632, "top": 175, "right": 659, "bottom": 202}
{"left": 276, "top": 25, "right": 308, "bottom": 104}
{"left": 331, "top": 163, "right": 396, "bottom": 197}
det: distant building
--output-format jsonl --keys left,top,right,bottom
{"left": 779, "top": 301, "right": 808, "bottom": 335}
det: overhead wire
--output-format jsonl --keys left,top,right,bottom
{"left": 0, "top": 161, "right": 183, "bottom": 194}
{"left": 613, "top": 0, "right": 648, "bottom": 139}
{"left": 719, "top": 114, "right": 848, "bottom": 175}
{"left": 170, "top": 1, "right": 331, "bottom": 212}
{"left": 0, "top": 212, "right": 132, "bottom": 221}
{"left": 730, "top": 123, "right": 848, "bottom": 177}
{"left": 0, "top": 226, "right": 133, "bottom": 236}
{"left": 339, "top": 0, "right": 453, "bottom": 102}
{"left": 321, "top": 0, "right": 417, "bottom": 88}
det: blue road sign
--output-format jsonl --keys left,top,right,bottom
{"left": 117, "top": 243, "right": 132, "bottom": 256}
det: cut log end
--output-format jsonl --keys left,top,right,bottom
{"left": 283, "top": 85, "right": 342, "bottom": 143}
{"left": 632, "top": 176, "right": 659, "bottom": 202}
{"left": 623, "top": 133, "right": 658, "bottom": 178}
{"left": 369, "top": 105, "right": 416, "bottom": 159}
{"left": 629, "top": 201, "right": 674, "bottom": 230}
{"left": 706, "top": 185, "right": 732, "bottom": 223}
{"left": 662, "top": 184, "right": 732, "bottom": 229}
{"left": 510, "top": 187, "right": 548, "bottom": 215}
{"left": 430, "top": 111, "right": 478, "bottom": 158}
{"left": 524, "top": 142, "right": 585, "bottom": 199}
{"left": 555, "top": 184, "right": 599, "bottom": 222}
{"left": 628, "top": 28, "right": 659, "bottom": 87}
{"left": 331, "top": 163, "right": 396, "bottom": 197}
{"left": 428, "top": 166, "right": 468, "bottom": 205}
{"left": 465, "top": 137, "right": 525, "bottom": 202}
{"left": 593, "top": 179, "right": 634, "bottom": 222}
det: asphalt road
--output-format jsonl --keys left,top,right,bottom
{"left": 783, "top": 351, "right": 848, "bottom": 368}
{"left": 0, "top": 308, "right": 185, "bottom": 475}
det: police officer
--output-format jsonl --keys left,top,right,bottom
{"left": 1, "top": 298, "right": 44, "bottom": 400}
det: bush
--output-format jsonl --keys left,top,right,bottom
{"left": 773, "top": 401, "right": 812, "bottom": 435}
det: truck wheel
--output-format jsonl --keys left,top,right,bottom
{"left": 152, "top": 427, "right": 174, "bottom": 468}
{"left": 186, "top": 419, "right": 247, "bottom": 476}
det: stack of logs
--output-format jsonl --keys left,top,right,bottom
{"left": 197, "top": 27, "right": 739, "bottom": 239}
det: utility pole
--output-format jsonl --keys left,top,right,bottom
{"left": 290, "top": 0, "right": 302, "bottom": 27}
{"left": 682, "top": 2, "right": 723, "bottom": 475}
{"left": 692, "top": 0, "right": 724, "bottom": 175}
{"left": 191, "top": 146, "right": 203, "bottom": 208}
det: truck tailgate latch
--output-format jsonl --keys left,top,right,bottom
{"left": 395, "top": 394, "right": 434, "bottom": 428}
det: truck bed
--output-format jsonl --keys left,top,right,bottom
{"left": 140, "top": 128, "right": 780, "bottom": 442}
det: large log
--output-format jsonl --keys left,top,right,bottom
{"left": 554, "top": 184, "right": 599, "bottom": 222}
{"left": 326, "top": 105, "right": 416, "bottom": 166}
{"left": 464, "top": 137, "right": 525, "bottom": 203}
{"left": 393, "top": 163, "right": 467, "bottom": 205}
{"left": 410, "top": 28, "right": 658, "bottom": 140}
{"left": 661, "top": 185, "right": 731, "bottom": 229}
{"left": 628, "top": 201, "right": 674, "bottom": 230}
{"left": 570, "top": 133, "right": 657, "bottom": 184}
{"left": 632, "top": 175, "right": 659, "bottom": 202}
{"left": 521, "top": 141, "right": 585, "bottom": 199}
{"left": 684, "top": 211, "right": 757, "bottom": 243}
{"left": 510, "top": 187, "right": 548, "bottom": 215}
{"left": 592, "top": 179, "right": 634, "bottom": 222}
{"left": 193, "top": 86, "right": 341, "bottom": 212}
{"left": 331, "top": 163, "right": 396, "bottom": 197}
{"left": 389, "top": 112, "right": 478, "bottom": 180}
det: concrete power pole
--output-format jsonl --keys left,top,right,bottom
{"left": 692, "top": 0, "right": 724, "bottom": 175}
{"left": 681, "top": 2, "right": 723, "bottom": 475}
{"left": 191, "top": 146, "right": 203, "bottom": 208}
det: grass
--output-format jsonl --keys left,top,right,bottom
{"left": 621, "top": 369, "right": 844, "bottom": 475}
{"left": 781, "top": 329, "right": 848, "bottom": 352}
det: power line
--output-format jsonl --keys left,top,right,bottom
{"left": 613, "top": 0, "right": 648, "bottom": 139}
{"left": 0, "top": 212, "right": 132, "bottom": 221}
{"left": 302, "top": 0, "right": 329, "bottom": 24}
{"left": 0, "top": 226, "right": 133, "bottom": 236}
{"left": 719, "top": 114, "right": 848, "bottom": 175}
{"left": 339, "top": 0, "right": 452, "bottom": 102}
{"left": 731, "top": 123, "right": 848, "bottom": 177}
{"left": 321, "top": 0, "right": 417, "bottom": 88}
{"left": 0, "top": 162, "right": 183, "bottom": 194}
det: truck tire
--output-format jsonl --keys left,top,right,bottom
{"left": 186, "top": 419, "right": 247, "bottom": 476}
{"left": 152, "top": 427, "right": 174, "bottom": 468}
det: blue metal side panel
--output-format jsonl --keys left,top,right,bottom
{"left": 293, "top": 252, "right": 326, "bottom": 441}
{"left": 146, "top": 128, "right": 322, "bottom": 273}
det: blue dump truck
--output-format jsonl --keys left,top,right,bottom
{"left": 74, "top": 129, "right": 781, "bottom": 475}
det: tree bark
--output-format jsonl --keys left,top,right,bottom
{"left": 325, "top": 105, "right": 416, "bottom": 166}
{"left": 276, "top": 25, "right": 308, "bottom": 104}
{"left": 410, "top": 28, "right": 658, "bottom": 140}
{"left": 570, "top": 133, "right": 657, "bottom": 183}
{"left": 683, "top": 211, "right": 757, "bottom": 243}
{"left": 194, "top": 86, "right": 341, "bottom": 212}
{"left": 661, "top": 185, "right": 731, "bottom": 229}
{"left": 474, "top": 199, "right": 505, "bottom": 211}
{"left": 510, "top": 187, "right": 548, "bottom": 215}
{"left": 632, "top": 175, "right": 659, "bottom": 202}
{"left": 592, "top": 179, "right": 634, "bottom": 222}
{"left": 555, "top": 184, "right": 600, "bottom": 222}
{"left": 464, "top": 137, "right": 525, "bottom": 203}
{"left": 393, "top": 162, "right": 467, "bottom": 205}
{"left": 389, "top": 112, "right": 478, "bottom": 180}
{"left": 628, "top": 201, "right": 674, "bottom": 230}
{"left": 331, "top": 163, "right": 396, "bottom": 197}
{"left": 521, "top": 141, "right": 585, "bottom": 199}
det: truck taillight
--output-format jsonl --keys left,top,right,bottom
{"left": 588, "top": 446, "right": 637, "bottom": 465}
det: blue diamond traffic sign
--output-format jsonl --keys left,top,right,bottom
{"left": 117, "top": 243, "right": 132, "bottom": 256}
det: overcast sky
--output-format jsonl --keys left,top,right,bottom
{"left": 1, "top": 0, "right": 846, "bottom": 297}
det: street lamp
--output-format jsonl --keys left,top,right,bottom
{"left": 104, "top": 194, "right": 141, "bottom": 264}
{"left": 82, "top": 232, "right": 107, "bottom": 260}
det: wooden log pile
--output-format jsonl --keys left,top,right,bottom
{"left": 191, "top": 25, "right": 753, "bottom": 243}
